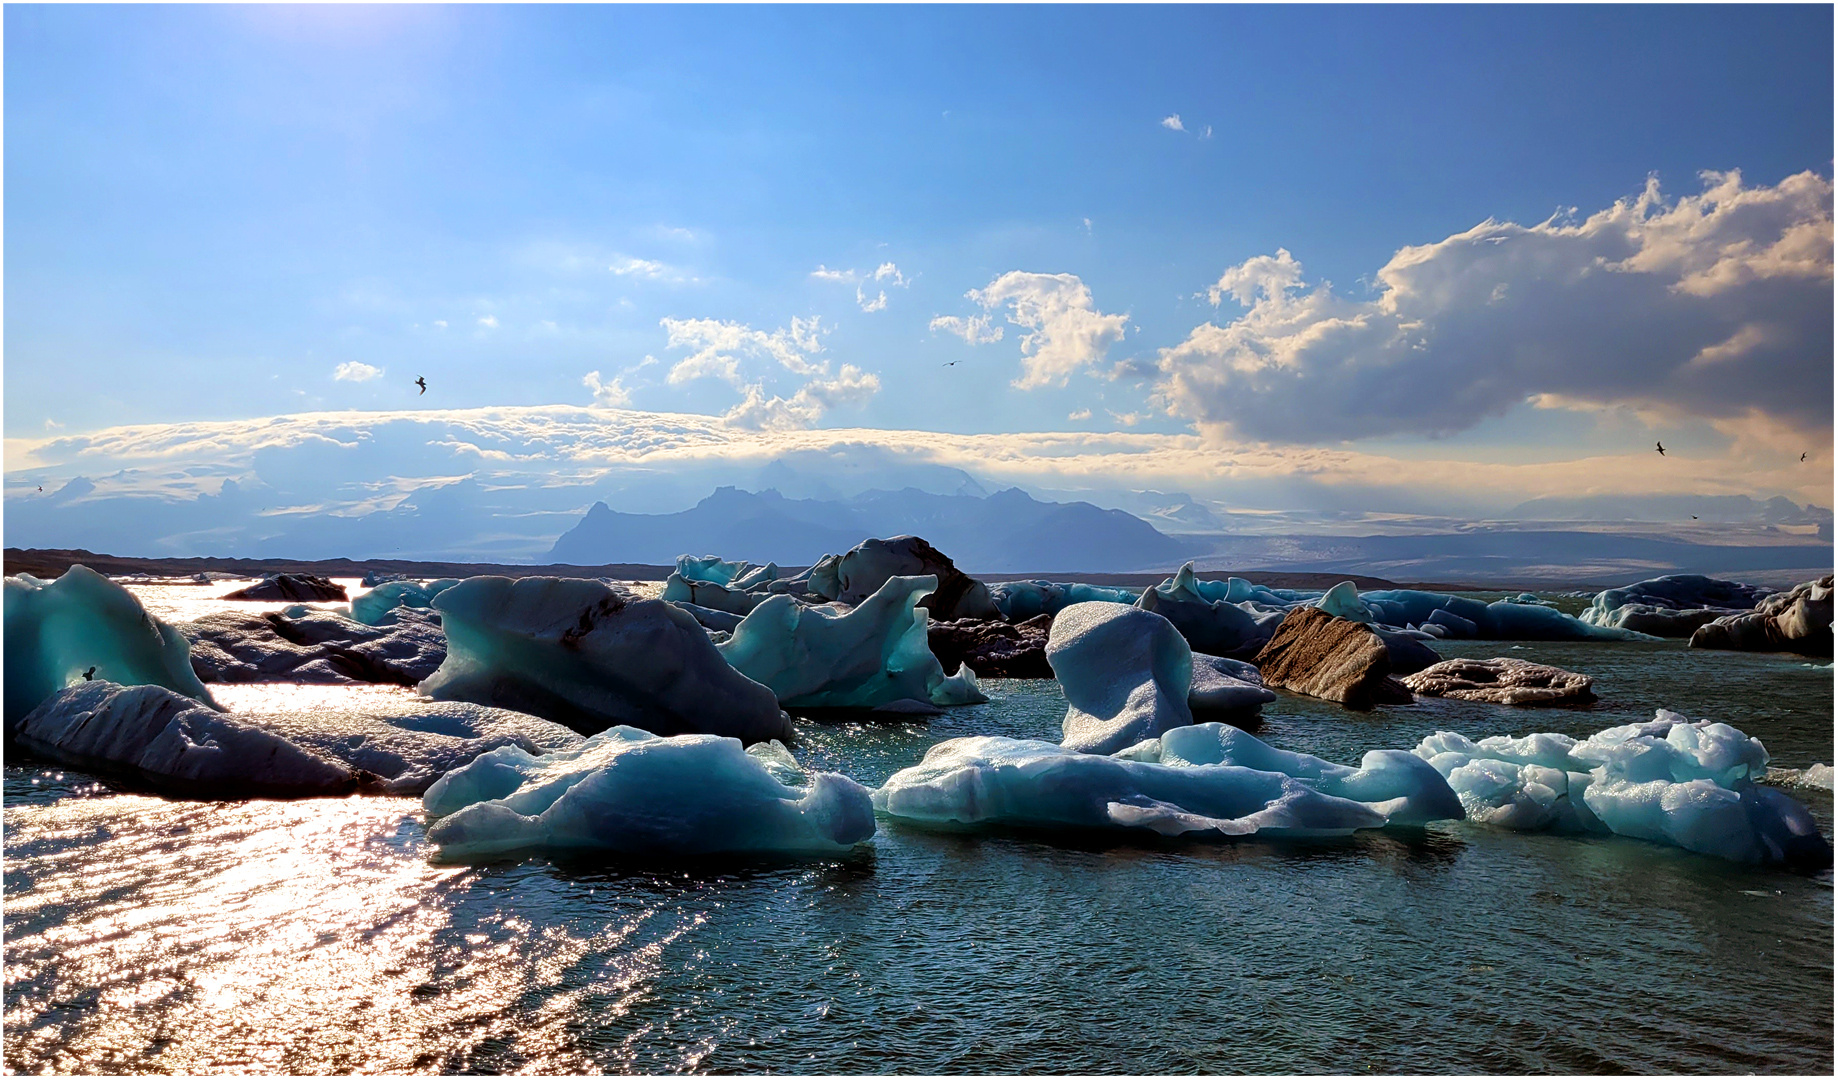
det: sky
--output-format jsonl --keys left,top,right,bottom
{"left": 4, "top": 4, "right": 1834, "bottom": 559}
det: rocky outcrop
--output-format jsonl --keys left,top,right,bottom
{"left": 221, "top": 573, "right": 349, "bottom": 602}
{"left": 183, "top": 606, "right": 447, "bottom": 686}
{"left": 1690, "top": 575, "right": 1834, "bottom": 657}
{"left": 927, "top": 614, "right": 1053, "bottom": 678}
{"left": 1400, "top": 657, "right": 1596, "bottom": 706}
{"left": 1252, "top": 606, "right": 1412, "bottom": 711}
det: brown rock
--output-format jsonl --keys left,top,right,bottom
{"left": 1400, "top": 657, "right": 1595, "bottom": 706}
{"left": 1252, "top": 606, "right": 1412, "bottom": 711}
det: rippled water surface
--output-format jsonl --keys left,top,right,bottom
{"left": 5, "top": 585, "right": 1833, "bottom": 1073}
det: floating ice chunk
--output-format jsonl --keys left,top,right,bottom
{"left": 872, "top": 730, "right": 1462, "bottom": 838}
{"left": 721, "top": 575, "right": 984, "bottom": 708}
{"left": 1187, "top": 653, "right": 1275, "bottom": 715}
{"left": 1316, "top": 581, "right": 1375, "bottom": 622}
{"left": 5, "top": 565, "right": 219, "bottom": 726}
{"left": 14, "top": 682, "right": 354, "bottom": 797}
{"left": 660, "top": 573, "right": 769, "bottom": 616}
{"left": 1690, "top": 575, "right": 1833, "bottom": 656}
{"left": 1135, "top": 563, "right": 1287, "bottom": 659}
{"left": 1767, "top": 763, "right": 1834, "bottom": 789}
{"left": 1582, "top": 575, "right": 1770, "bottom": 637}
{"left": 350, "top": 578, "right": 460, "bottom": 626}
{"left": 422, "top": 727, "right": 876, "bottom": 860}
{"left": 676, "top": 555, "right": 751, "bottom": 586}
{"left": 1425, "top": 608, "right": 1478, "bottom": 637}
{"left": 1048, "top": 602, "right": 1193, "bottom": 754}
{"left": 988, "top": 580, "right": 1142, "bottom": 621}
{"left": 421, "top": 576, "right": 791, "bottom": 743}
{"left": 221, "top": 574, "right": 349, "bottom": 602}
{"left": 1414, "top": 712, "right": 1830, "bottom": 863}
{"left": 184, "top": 605, "right": 449, "bottom": 686}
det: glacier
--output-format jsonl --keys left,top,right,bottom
{"left": 1048, "top": 601, "right": 1194, "bottom": 754}
{"left": 872, "top": 725, "right": 1463, "bottom": 838}
{"left": 719, "top": 574, "right": 985, "bottom": 709}
{"left": 422, "top": 727, "right": 877, "bottom": 860}
{"left": 5, "top": 565, "right": 220, "bottom": 726}
{"left": 420, "top": 576, "right": 792, "bottom": 743}
{"left": 1414, "top": 712, "right": 1831, "bottom": 863}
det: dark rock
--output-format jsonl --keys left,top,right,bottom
{"left": 1376, "top": 629, "right": 1442, "bottom": 676}
{"left": 1252, "top": 606, "right": 1412, "bottom": 711}
{"left": 928, "top": 614, "right": 1053, "bottom": 678}
{"left": 1400, "top": 657, "right": 1596, "bottom": 706}
{"left": 836, "top": 536, "right": 1000, "bottom": 621}
{"left": 1690, "top": 575, "right": 1834, "bottom": 656}
{"left": 221, "top": 574, "right": 348, "bottom": 602}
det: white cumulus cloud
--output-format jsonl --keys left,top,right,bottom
{"left": 333, "top": 361, "right": 384, "bottom": 383}
{"left": 949, "top": 271, "right": 1130, "bottom": 389}
{"left": 1160, "top": 114, "right": 1185, "bottom": 132}
{"left": 1155, "top": 170, "right": 1835, "bottom": 443}
{"left": 582, "top": 370, "right": 633, "bottom": 408}
{"left": 659, "top": 315, "right": 877, "bottom": 428}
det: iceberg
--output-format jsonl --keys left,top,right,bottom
{"left": 420, "top": 576, "right": 792, "bottom": 743}
{"left": 720, "top": 574, "right": 985, "bottom": 709}
{"left": 831, "top": 536, "right": 999, "bottom": 621}
{"left": 5, "top": 565, "right": 220, "bottom": 726}
{"left": 1414, "top": 712, "right": 1831, "bottom": 863}
{"left": 350, "top": 577, "right": 460, "bottom": 626}
{"left": 872, "top": 725, "right": 1463, "bottom": 838}
{"left": 422, "top": 727, "right": 876, "bottom": 860}
{"left": 13, "top": 680, "right": 582, "bottom": 797}
{"left": 988, "top": 580, "right": 1141, "bottom": 621}
{"left": 1134, "top": 563, "right": 1288, "bottom": 659}
{"left": 1690, "top": 575, "right": 1833, "bottom": 657}
{"left": 1187, "top": 652, "right": 1275, "bottom": 716}
{"left": 1581, "top": 574, "right": 1771, "bottom": 637}
{"left": 660, "top": 573, "right": 771, "bottom": 616}
{"left": 183, "top": 605, "right": 448, "bottom": 686}
{"left": 1048, "top": 602, "right": 1194, "bottom": 754}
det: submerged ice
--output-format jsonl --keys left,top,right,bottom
{"left": 422, "top": 727, "right": 876, "bottom": 860}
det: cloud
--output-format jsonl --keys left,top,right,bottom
{"left": 1156, "top": 170, "right": 1835, "bottom": 443}
{"left": 722, "top": 365, "right": 882, "bottom": 431}
{"left": 814, "top": 261, "right": 909, "bottom": 311}
{"left": 582, "top": 370, "right": 633, "bottom": 408}
{"left": 930, "top": 313, "right": 1003, "bottom": 345}
{"left": 477, "top": 316, "right": 499, "bottom": 329}
{"left": 433, "top": 320, "right": 448, "bottom": 329}
{"left": 608, "top": 256, "right": 665, "bottom": 277}
{"left": 333, "top": 361, "right": 384, "bottom": 383}
{"left": 1068, "top": 408, "right": 1092, "bottom": 421}
{"left": 951, "top": 271, "right": 1130, "bottom": 389}
{"left": 659, "top": 315, "right": 877, "bottom": 427}
{"left": 1160, "top": 114, "right": 1185, "bottom": 132}
{"left": 43, "top": 418, "right": 63, "bottom": 431}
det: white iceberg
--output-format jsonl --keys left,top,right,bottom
{"left": 5, "top": 565, "right": 220, "bottom": 726}
{"left": 420, "top": 576, "right": 792, "bottom": 743}
{"left": 422, "top": 727, "right": 876, "bottom": 860}
{"left": 873, "top": 724, "right": 1463, "bottom": 838}
{"left": 350, "top": 577, "right": 460, "bottom": 626}
{"left": 1187, "top": 652, "right": 1276, "bottom": 715}
{"left": 1414, "top": 711, "right": 1831, "bottom": 863}
{"left": 720, "top": 574, "right": 985, "bottom": 709}
{"left": 988, "top": 580, "right": 1142, "bottom": 621}
{"left": 1049, "top": 602, "right": 1194, "bottom": 754}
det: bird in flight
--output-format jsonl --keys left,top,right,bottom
{"left": 415, "top": 376, "right": 428, "bottom": 395}
{"left": 943, "top": 361, "right": 961, "bottom": 367}
{"left": 1691, "top": 515, "right": 1699, "bottom": 520}
{"left": 36, "top": 485, "right": 42, "bottom": 493}
{"left": 1655, "top": 441, "right": 1665, "bottom": 456}
{"left": 1801, "top": 452, "right": 1808, "bottom": 462}
{"left": 81, "top": 666, "right": 96, "bottom": 681}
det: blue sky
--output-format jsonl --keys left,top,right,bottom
{"left": 4, "top": 4, "right": 1833, "bottom": 556}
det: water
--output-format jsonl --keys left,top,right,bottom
{"left": 5, "top": 585, "right": 1833, "bottom": 1073}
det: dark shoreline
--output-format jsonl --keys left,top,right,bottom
{"left": 5, "top": 546, "right": 1512, "bottom": 592}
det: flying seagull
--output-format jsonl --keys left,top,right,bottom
{"left": 36, "top": 485, "right": 42, "bottom": 493}
{"left": 1802, "top": 452, "right": 1808, "bottom": 462}
{"left": 415, "top": 376, "right": 427, "bottom": 395}
{"left": 1691, "top": 515, "right": 1699, "bottom": 520}
{"left": 943, "top": 361, "right": 961, "bottom": 367}
{"left": 1655, "top": 441, "right": 1665, "bottom": 456}
{"left": 81, "top": 666, "right": 96, "bottom": 681}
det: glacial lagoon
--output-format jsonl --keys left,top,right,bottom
{"left": 3, "top": 578, "right": 1832, "bottom": 1074}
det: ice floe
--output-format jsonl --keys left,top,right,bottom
{"left": 872, "top": 724, "right": 1463, "bottom": 838}
{"left": 422, "top": 727, "right": 876, "bottom": 860}
{"left": 1414, "top": 711, "right": 1831, "bottom": 863}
